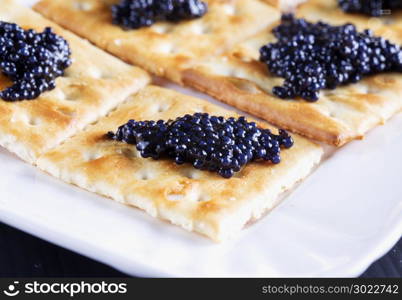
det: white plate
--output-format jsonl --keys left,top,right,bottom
{"left": 0, "top": 0, "right": 401, "bottom": 277}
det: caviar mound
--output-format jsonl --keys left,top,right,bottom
{"left": 259, "top": 14, "right": 402, "bottom": 102}
{"left": 108, "top": 113, "right": 294, "bottom": 178}
{"left": 112, "top": 0, "right": 208, "bottom": 30}
{"left": 338, "top": 0, "right": 402, "bottom": 16}
{"left": 0, "top": 22, "right": 72, "bottom": 102}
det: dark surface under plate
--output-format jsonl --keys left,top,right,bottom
{"left": 0, "top": 222, "right": 401, "bottom": 277}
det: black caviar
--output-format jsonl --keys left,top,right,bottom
{"left": 111, "top": 0, "right": 208, "bottom": 29}
{"left": 338, "top": 0, "right": 402, "bottom": 16}
{"left": 108, "top": 113, "right": 294, "bottom": 178}
{"left": 0, "top": 22, "right": 71, "bottom": 101}
{"left": 259, "top": 14, "right": 402, "bottom": 101}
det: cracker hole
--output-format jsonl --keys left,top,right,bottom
{"left": 156, "top": 43, "right": 177, "bottom": 54}
{"left": 52, "top": 89, "right": 66, "bottom": 101}
{"left": 219, "top": 68, "right": 237, "bottom": 77}
{"left": 152, "top": 24, "right": 173, "bottom": 34}
{"left": 136, "top": 169, "right": 156, "bottom": 180}
{"left": 166, "top": 193, "right": 184, "bottom": 201}
{"left": 197, "top": 194, "right": 210, "bottom": 202}
{"left": 222, "top": 4, "right": 236, "bottom": 15}
{"left": 207, "top": 63, "right": 233, "bottom": 77}
{"left": 73, "top": 2, "right": 92, "bottom": 11}
{"left": 229, "top": 69, "right": 244, "bottom": 78}
{"left": 157, "top": 103, "right": 170, "bottom": 113}
{"left": 100, "top": 73, "right": 114, "bottom": 79}
{"left": 368, "top": 86, "right": 381, "bottom": 94}
{"left": 83, "top": 151, "right": 102, "bottom": 162}
{"left": 113, "top": 39, "right": 122, "bottom": 46}
{"left": 194, "top": 107, "right": 206, "bottom": 114}
{"left": 64, "top": 88, "right": 81, "bottom": 101}
{"left": 141, "top": 174, "right": 150, "bottom": 180}
{"left": 181, "top": 168, "right": 201, "bottom": 179}
{"left": 28, "top": 117, "right": 41, "bottom": 126}
{"left": 192, "top": 24, "right": 212, "bottom": 35}
{"left": 353, "top": 84, "right": 369, "bottom": 94}
{"left": 87, "top": 68, "right": 102, "bottom": 79}
{"left": 150, "top": 103, "right": 168, "bottom": 114}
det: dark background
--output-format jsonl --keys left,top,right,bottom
{"left": 0, "top": 222, "right": 401, "bottom": 277}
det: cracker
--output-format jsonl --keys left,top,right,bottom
{"left": 181, "top": 1, "right": 402, "bottom": 146}
{"left": 297, "top": 0, "right": 402, "bottom": 45}
{"left": 37, "top": 85, "right": 323, "bottom": 241}
{"left": 0, "top": 0, "right": 150, "bottom": 164}
{"left": 34, "top": 0, "right": 280, "bottom": 83}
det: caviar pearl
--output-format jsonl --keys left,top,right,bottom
{"left": 0, "top": 22, "right": 71, "bottom": 101}
{"left": 108, "top": 113, "right": 294, "bottom": 179}
{"left": 259, "top": 14, "right": 402, "bottom": 102}
{"left": 112, "top": 0, "right": 208, "bottom": 30}
{"left": 338, "top": 0, "right": 402, "bottom": 16}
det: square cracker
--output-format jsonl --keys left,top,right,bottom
{"left": 37, "top": 85, "right": 323, "bottom": 241}
{"left": 34, "top": 0, "right": 280, "bottom": 83}
{"left": 181, "top": 0, "right": 402, "bottom": 146}
{"left": 0, "top": 0, "right": 150, "bottom": 164}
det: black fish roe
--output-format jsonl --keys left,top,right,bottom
{"left": 338, "top": 0, "right": 402, "bottom": 16}
{"left": 108, "top": 113, "right": 294, "bottom": 179}
{"left": 0, "top": 22, "right": 72, "bottom": 101}
{"left": 259, "top": 14, "right": 402, "bottom": 101}
{"left": 111, "top": 0, "right": 208, "bottom": 29}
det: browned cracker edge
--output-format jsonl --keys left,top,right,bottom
{"left": 182, "top": 69, "right": 357, "bottom": 146}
